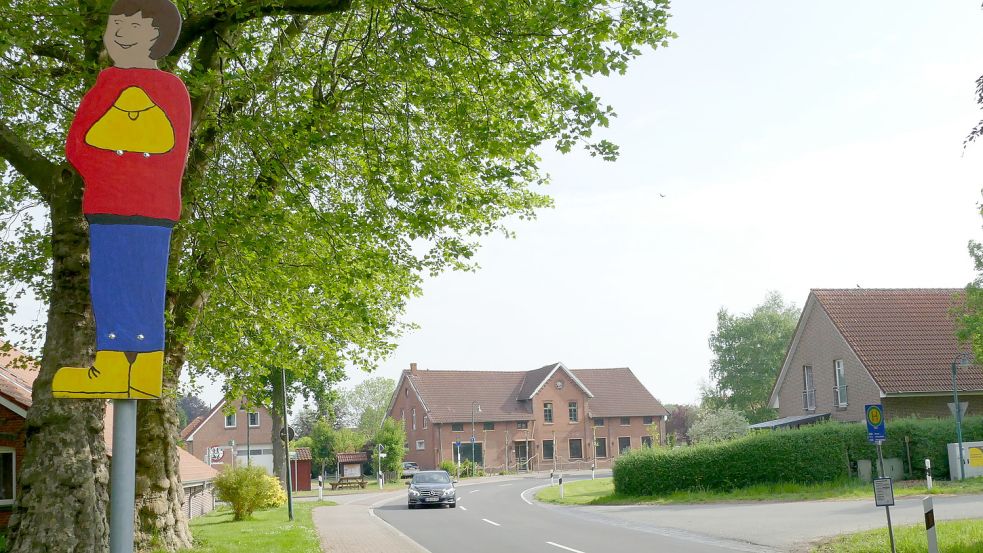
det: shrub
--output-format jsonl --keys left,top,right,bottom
{"left": 214, "top": 466, "right": 287, "bottom": 520}
{"left": 688, "top": 407, "right": 749, "bottom": 444}
{"left": 438, "top": 460, "right": 456, "bottom": 475}
{"left": 613, "top": 417, "right": 983, "bottom": 496}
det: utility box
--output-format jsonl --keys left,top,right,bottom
{"left": 857, "top": 458, "right": 904, "bottom": 482}
{"left": 947, "top": 441, "right": 983, "bottom": 480}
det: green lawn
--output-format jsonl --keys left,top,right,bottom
{"left": 165, "top": 500, "right": 336, "bottom": 553}
{"left": 813, "top": 518, "right": 983, "bottom": 553}
{"left": 535, "top": 477, "right": 983, "bottom": 506}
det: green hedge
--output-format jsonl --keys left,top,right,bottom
{"left": 613, "top": 417, "right": 983, "bottom": 496}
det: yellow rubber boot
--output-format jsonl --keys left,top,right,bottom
{"left": 128, "top": 351, "right": 163, "bottom": 399}
{"left": 52, "top": 351, "right": 131, "bottom": 398}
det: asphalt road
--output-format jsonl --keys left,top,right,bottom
{"left": 373, "top": 474, "right": 776, "bottom": 553}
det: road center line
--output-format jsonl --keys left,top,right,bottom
{"left": 459, "top": 506, "right": 467, "bottom": 510}
{"left": 546, "top": 542, "right": 586, "bottom": 553}
{"left": 469, "top": 489, "right": 481, "bottom": 493}
{"left": 482, "top": 518, "right": 501, "bottom": 527}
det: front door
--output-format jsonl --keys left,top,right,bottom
{"left": 514, "top": 441, "right": 528, "bottom": 472}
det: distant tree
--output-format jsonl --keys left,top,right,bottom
{"left": 703, "top": 292, "right": 800, "bottom": 423}
{"left": 688, "top": 407, "right": 749, "bottom": 445}
{"left": 664, "top": 404, "right": 698, "bottom": 445}
{"left": 292, "top": 406, "right": 323, "bottom": 440}
{"left": 177, "top": 394, "right": 211, "bottom": 430}
{"left": 336, "top": 377, "right": 397, "bottom": 435}
{"left": 373, "top": 417, "right": 406, "bottom": 477}
{"left": 304, "top": 420, "right": 365, "bottom": 476}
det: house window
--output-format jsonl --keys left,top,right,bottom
{"left": 405, "top": 388, "right": 408, "bottom": 398}
{"left": 641, "top": 435, "right": 654, "bottom": 448}
{"left": 0, "top": 448, "right": 14, "bottom": 505}
{"left": 423, "top": 416, "right": 428, "bottom": 429}
{"left": 620, "top": 416, "right": 631, "bottom": 426}
{"left": 544, "top": 402, "right": 553, "bottom": 424}
{"left": 618, "top": 436, "right": 631, "bottom": 453}
{"left": 543, "top": 440, "right": 554, "bottom": 460}
{"left": 568, "top": 401, "right": 578, "bottom": 422}
{"left": 595, "top": 437, "right": 607, "bottom": 458}
{"left": 593, "top": 417, "right": 604, "bottom": 427}
{"left": 568, "top": 439, "right": 583, "bottom": 459}
{"left": 834, "top": 360, "right": 848, "bottom": 407}
{"left": 416, "top": 440, "right": 425, "bottom": 451}
{"left": 224, "top": 413, "right": 236, "bottom": 428}
{"left": 516, "top": 420, "right": 528, "bottom": 429}
{"left": 248, "top": 412, "right": 259, "bottom": 427}
{"left": 803, "top": 365, "right": 816, "bottom": 411}
{"left": 451, "top": 423, "right": 464, "bottom": 432}
{"left": 483, "top": 422, "right": 495, "bottom": 431}
{"left": 642, "top": 416, "right": 654, "bottom": 425}
{"left": 412, "top": 408, "right": 417, "bottom": 431}
{"left": 401, "top": 408, "right": 405, "bottom": 421}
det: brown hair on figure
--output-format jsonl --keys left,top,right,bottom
{"left": 109, "top": 0, "right": 182, "bottom": 59}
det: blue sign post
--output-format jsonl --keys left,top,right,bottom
{"left": 866, "top": 404, "right": 895, "bottom": 553}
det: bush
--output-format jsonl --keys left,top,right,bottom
{"left": 214, "top": 466, "right": 287, "bottom": 520}
{"left": 460, "top": 460, "right": 484, "bottom": 478}
{"left": 613, "top": 417, "right": 983, "bottom": 496}
{"left": 688, "top": 407, "right": 749, "bottom": 444}
{"left": 438, "top": 460, "right": 456, "bottom": 475}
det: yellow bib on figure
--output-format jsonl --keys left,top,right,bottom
{"left": 84, "top": 86, "right": 175, "bottom": 154}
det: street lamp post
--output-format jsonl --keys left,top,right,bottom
{"left": 952, "top": 353, "right": 973, "bottom": 480}
{"left": 471, "top": 401, "right": 481, "bottom": 477}
{"left": 240, "top": 404, "right": 251, "bottom": 466}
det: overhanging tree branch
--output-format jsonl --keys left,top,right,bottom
{"left": 0, "top": 118, "right": 57, "bottom": 202}
{"left": 173, "top": 0, "right": 351, "bottom": 59}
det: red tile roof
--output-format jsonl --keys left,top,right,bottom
{"left": 812, "top": 288, "right": 983, "bottom": 393}
{"left": 337, "top": 452, "right": 368, "bottom": 464}
{"left": 292, "top": 447, "right": 312, "bottom": 461}
{"left": 403, "top": 364, "right": 667, "bottom": 423}
{"left": 180, "top": 416, "right": 205, "bottom": 440}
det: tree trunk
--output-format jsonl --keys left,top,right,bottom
{"left": 271, "top": 371, "right": 285, "bottom": 486}
{"left": 132, "top": 364, "right": 190, "bottom": 551}
{"left": 7, "top": 168, "right": 110, "bottom": 553}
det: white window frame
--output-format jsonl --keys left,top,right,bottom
{"left": 568, "top": 401, "right": 578, "bottom": 423}
{"left": 802, "top": 365, "right": 816, "bottom": 411}
{"left": 0, "top": 447, "right": 15, "bottom": 505}
{"left": 568, "top": 438, "right": 583, "bottom": 459}
{"left": 834, "top": 360, "right": 848, "bottom": 407}
{"left": 415, "top": 440, "right": 425, "bottom": 451}
{"left": 543, "top": 439, "right": 554, "bottom": 460}
{"left": 247, "top": 412, "right": 260, "bottom": 428}
{"left": 543, "top": 402, "right": 553, "bottom": 424}
{"left": 412, "top": 408, "right": 417, "bottom": 431}
{"left": 641, "top": 435, "right": 654, "bottom": 448}
{"left": 423, "top": 416, "right": 428, "bottom": 429}
{"left": 224, "top": 413, "right": 236, "bottom": 428}
{"left": 618, "top": 436, "right": 632, "bottom": 454}
{"left": 620, "top": 416, "right": 631, "bottom": 426}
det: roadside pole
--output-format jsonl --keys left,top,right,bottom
{"left": 559, "top": 474, "right": 564, "bottom": 499}
{"left": 377, "top": 444, "right": 385, "bottom": 489}
{"left": 282, "top": 368, "right": 294, "bottom": 522}
{"left": 923, "top": 496, "right": 939, "bottom": 553}
{"left": 109, "top": 400, "right": 136, "bottom": 553}
{"left": 867, "top": 404, "right": 895, "bottom": 553}
{"left": 925, "top": 459, "right": 933, "bottom": 490}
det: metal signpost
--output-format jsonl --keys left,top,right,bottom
{"left": 455, "top": 441, "right": 461, "bottom": 480}
{"left": 866, "top": 404, "right": 895, "bottom": 553}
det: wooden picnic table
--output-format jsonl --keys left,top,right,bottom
{"left": 329, "top": 476, "right": 367, "bottom": 490}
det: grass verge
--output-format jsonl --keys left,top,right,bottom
{"left": 165, "top": 500, "right": 336, "bottom": 553}
{"left": 813, "top": 518, "right": 983, "bottom": 552}
{"left": 535, "top": 477, "right": 983, "bottom": 506}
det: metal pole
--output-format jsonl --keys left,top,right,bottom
{"left": 876, "top": 442, "right": 886, "bottom": 479}
{"left": 877, "top": 443, "right": 896, "bottom": 553}
{"left": 552, "top": 430, "right": 556, "bottom": 474}
{"left": 471, "top": 401, "right": 478, "bottom": 477}
{"left": 110, "top": 399, "right": 137, "bottom": 553}
{"left": 246, "top": 409, "right": 251, "bottom": 466}
{"left": 592, "top": 425, "right": 597, "bottom": 479}
{"left": 952, "top": 360, "right": 966, "bottom": 480}
{"left": 282, "top": 367, "right": 293, "bottom": 521}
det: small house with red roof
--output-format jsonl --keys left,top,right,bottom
{"left": 766, "top": 288, "right": 983, "bottom": 426}
{"left": 387, "top": 362, "right": 669, "bottom": 472}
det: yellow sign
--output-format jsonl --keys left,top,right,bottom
{"left": 970, "top": 447, "right": 983, "bottom": 468}
{"left": 867, "top": 406, "right": 883, "bottom": 426}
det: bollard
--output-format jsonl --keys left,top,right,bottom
{"left": 559, "top": 475, "right": 564, "bottom": 499}
{"left": 923, "top": 496, "right": 938, "bottom": 553}
{"left": 550, "top": 471, "right": 554, "bottom": 486}
{"left": 318, "top": 475, "right": 323, "bottom": 501}
{"left": 592, "top": 464, "right": 595, "bottom": 480}
{"left": 925, "top": 459, "right": 933, "bottom": 490}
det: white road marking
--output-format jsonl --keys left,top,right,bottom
{"left": 547, "top": 542, "right": 586, "bottom": 553}
{"left": 520, "top": 483, "right": 552, "bottom": 505}
{"left": 482, "top": 518, "right": 501, "bottom": 527}
{"left": 469, "top": 489, "right": 481, "bottom": 493}
{"left": 459, "top": 506, "right": 468, "bottom": 511}
{"left": 499, "top": 483, "right": 512, "bottom": 487}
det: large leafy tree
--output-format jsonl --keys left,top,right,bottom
{"left": 0, "top": 0, "right": 673, "bottom": 550}
{"left": 703, "top": 292, "right": 800, "bottom": 423}
{"left": 335, "top": 376, "right": 395, "bottom": 435}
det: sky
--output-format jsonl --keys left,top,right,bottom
{"left": 8, "top": 2, "right": 983, "bottom": 409}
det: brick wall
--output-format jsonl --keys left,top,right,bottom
{"left": 883, "top": 395, "right": 983, "bottom": 420}
{"left": 0, "top": 403, "right": 26, "bottom": 528}
{"left": 183, "top": 401, "right": 275, "bottom": 464}
{"left": 779, "top": 301, "right": 882, "bottom": 422}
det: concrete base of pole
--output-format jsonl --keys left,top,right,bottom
{"left": 110, "top": 400, "right": 137, "bottom": 553}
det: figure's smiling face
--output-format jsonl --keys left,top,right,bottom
{"left": 104, "top": 12, "right": 159, "bottom": 68}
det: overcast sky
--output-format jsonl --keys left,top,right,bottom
{"left": 332, "top": 1, "right": 983, "bottom": 408}
{"left": 9, "top": 2, "right": 983, "bottom": 409}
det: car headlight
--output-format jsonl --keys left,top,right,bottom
{"left": 408, "top": 487, "right": 420, "bottom": 496}
{"left": 441, "top": 488, "right": 455, "bottom": 497}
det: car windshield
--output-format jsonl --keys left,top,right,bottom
{"left": 413, "top": 472, "right": 451, "bottom": 484}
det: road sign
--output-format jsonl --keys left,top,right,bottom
{"left": 455, "top": 440, "right": 461, "bottom": 447}
{"left": 948, "top": 402, "right": 969, "bottom": 418}
{"left": 874, "top": 478, "right": 895, "bottom": 506}
{"left": 279, "top": 426, "right": 295, "bottom": 442}
{"left": 379, "top": 453, "right": 387, "bottom": 458}
{"left": 866, "top": 404, "right": 886, "bottom": 443}
{"left": 470, "top": 436, "right": 476, "bottom": 444}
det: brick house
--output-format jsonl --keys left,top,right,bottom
{"left": 0, "top": 345, "right": 218, "bottom": 525}
{"left": 766, "top": 289, "right": 983, "bottom": 424}
{"left": 387, "top": 362, "right": 669, "bottom": 471}
{"left": 180, "top": 398, "right": 276, "bottom": 475}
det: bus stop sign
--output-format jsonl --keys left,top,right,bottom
{"left": 866, "top": 404, "right": 886, "bottom": 443}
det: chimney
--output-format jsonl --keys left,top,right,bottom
{"left": 409, "top": 362, "right": 418, "bottom": 375}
